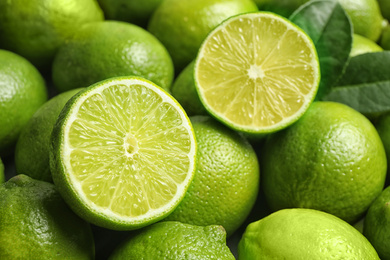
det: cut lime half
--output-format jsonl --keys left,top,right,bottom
{"left": 50, "top": 77, "right": 197, "bottom": 230}
{"left": 195, "top": 12, "right": 320, "bottom": 135}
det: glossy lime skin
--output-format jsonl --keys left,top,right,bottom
{"left": 261, "top": 101, "right": 387, "bottom": 223}
{"left": 0, "top": 0, "right": 104, "bottom": 69}
{"left": 238, "top": 208, "right": 380, "bottom": 259}
{"left": 52, "top": 21, "right": 174, "bottom": 92}
{"left": 0, "top": 175, "right": 94, "bottom": 259}
{"left": 109, "top": 221, "right": 235, "bottom": 259}
{"left": 0, "top": 50, "right": 47, "bottom": 157}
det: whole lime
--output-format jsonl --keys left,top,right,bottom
{"left": 52, "top": 21, "right": 174, "bottom": 93}
{"left": 350, "top": 34, "right": 383, "bottom": 57}
{"left": 0, "top": 50, "right": 47, "bottom": 157}
{"left": 238, "top": 208, "right": 380, "bottom": 259}
{"left": 165, "top": 116, "right": 260, "bottom": 236}
{"left": 363, "top": 186, "right": 390, "bottom": 260}
{"left": 15, "top": 88, "right": 83, "bottom": 182}
{"left": 170, "top": 61, "right": 207, "bottom": 116}
{"left": 261, "top": 101, "right": 387, "bottom": 223}
{"left": 0, "top": 174, "right": 94, "bottom": 259}
{"left": 97, "top": 0, "right": 163, "bottom": 27}
{"left": 147, "top": 0, "right": 258, "bottom": 71}
{"left": 0, "top": 0, "right": 104, "bottom": 70}
{"left": 108, "top": 221, "right": 235, "bottom": 259}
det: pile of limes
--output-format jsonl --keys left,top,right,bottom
{"left": 0, "top": 0, "right": 390, "bottom": 259}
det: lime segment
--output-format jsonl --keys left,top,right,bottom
{"left": 51, "top": 77, "right": 196, "bottom": 230}
{"left": 195, "top": 12, "right": 320, "bottom": 135}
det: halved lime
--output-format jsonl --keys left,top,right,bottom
{"left": 195, "top": 12, "right": 320, "bottom": 135}
{"left": 50, "top": 77, "right": 197, "bottom": 230}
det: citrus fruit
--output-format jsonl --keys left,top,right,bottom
{"left": 52, "top": 21, "right": 174, "bottom": 93}
{"left": 165, "top": 115, "right": 260, "bottom": 236}
{"left": 238, "top": 208, "right": 380, "bottom": 259}
{"left": 0, "top": 174, "right": 94, "bottom": 259}
{"left": 194, "top": 12, "right": 320, "bottom": 136}
{"left": 50, "top": 76, "right": 197, "bottom": 230}
{"left": 378, "top": 0, "right": 390, "bottom": 21}
{"left": 363, "top": 186, "right": 390, "bottom": 260}
{"left": 108, "top": 221, "right": 235, "bottom": 259}
{"left": 15, "top": 88, "right": 83, "bottom": 183}
{"left": 170, "top": 61, "right": 207, "bottom": 116}
{"left": 97, "top": 0, "right": 163, "bottom": 28}
{"left": 0, "top": 49, "right": 47, "bottom": 157}
{"left": 350, "top": 34, "right": 383, "bottom": 57}
{"left": 261, "top": 101, "right": 387, "bottom": 223}
{"left": 257, "top": 0, "right": 384, "bottom": 42}
{"left": 381, "top": 25, "right": 390, "bottom": 50}
{"left": 0, "top": 0, "right": 104, "bottom": 70}
{"left": 147, "top": 0, "right": 258, "bottom": 71}
{"left": 0, "top": 157, "right": 4, "bottom": 183}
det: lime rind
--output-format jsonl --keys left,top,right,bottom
{"left": 50, "top": 76, "right": 197, "bottom": 230}
{"left": 194, "top": 11, "right": 320, "bottom": 135}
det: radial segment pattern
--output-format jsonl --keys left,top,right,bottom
{"left": 195, "top": 13, "right": 320, "bottom": 133}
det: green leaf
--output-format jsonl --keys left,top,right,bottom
{"left": 290, "top": 0, "right": 352, "bottom": 99}
{"left": 322, "top": 51, "right": 390, "bottom": 115}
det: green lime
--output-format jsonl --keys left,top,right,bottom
{"left": 147, "top": 0, "right": 258, "bottom": 71}
{"left": 0, "top": 0, "right": 103, "bottom": 70}
{"left": 0, "top": 174, "right": 94, "bottom": 259}
{"left": 363, "top": 186, "right": 390, "bottom": 260}
{"left": 350, "top": 34, "right": 383, "bottom": 57}
{"left": 380, "top": 25, "right": 390, "bottom": 50}
{"left": 257, "top": 0, "right": 384, "bottom": 42}
{"left": 165, "top": 116, "right": 260, "bottom": 236}
{"left": 97, "top": 0, "right": 163, "bottom": 28}
{"left": 261, "top": 101, "right": 387, "bottom": 223}
{"left": 52, "top": 21, "right": 174, "bottom": 93}
{"left": 108, "top": 221, "right": 235, "bottom": 259}
{"left": 50, "top": 76, "right": 197, "bottom": 230}
{"left": 195, "top": 12, "right": 320, "bottom": 136}
{"left": 0, "top": 157, "right": 4, "bottom": 183}
{"left": 238, "top": 208, "right": 380, "bottom": 259}
{"left": 15, "top": 88, "right": 83, "bottom": 183}
{"left": 170, "top": 61, "right": 207, "bottom": 116}
{"left": 0, "top": 49, "right": 47, "bottom": 157}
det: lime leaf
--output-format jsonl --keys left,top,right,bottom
{"left": 290, "top": 0, "right": 352, "bottom": 99}
{"left": 322, "top": 52, "right": 390, "bottom": 115}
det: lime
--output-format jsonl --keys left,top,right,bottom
{"left": 0, "top": 174, "right": 94, "bottom": 259}
{"left": 378, "top": 0, "right": 390, "bottom": 20}
{"left": 0, "top": 0, "right": 104, "bottom": 70}
{"left": 350, "top": 34, "right": 383, "bottom": 57}
{"left": 238, "top": 208, "right": 380, "bottom": 259}
{"left": 147, "top": 0, "right": 258, "bottom": 71}
{"left": 97, "top": 0, "right": 163, "bottom": 28}
{"left": 109, "top": 221, "right": 234, "bottom": 259}
{"left": 0, "top": 157, "right": 4, "bottom": 183}
{"left": 165, "top": 116, "right": 260, "bottom": 236}
{"left": 256, "top": 0, "right": 384, "bottom": 42}
{"left": 0, "top": 49, "right": 47, "bottom": 157}
{"left": 50, "top": 76, "right": 197, "bottom": 230}
{"left": 261, "top": 101, "right": 387, "bottom": 223}
{"left": 381, "top": 25, "right": 390, "bottom": 50}
{"left": 363, "top": 186, "right": 390, "bottom": 260}
{"left": 52, "top": 21, "right": 174, "bottom": 93}
{"left": 15, "top": 88, "right": 83, "bottom": 183}
{"left": 170, "top": 61, "right": 208, "bottom": 116}
{"left": 195, "top": 12, "right": 320, "bottom": 136}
